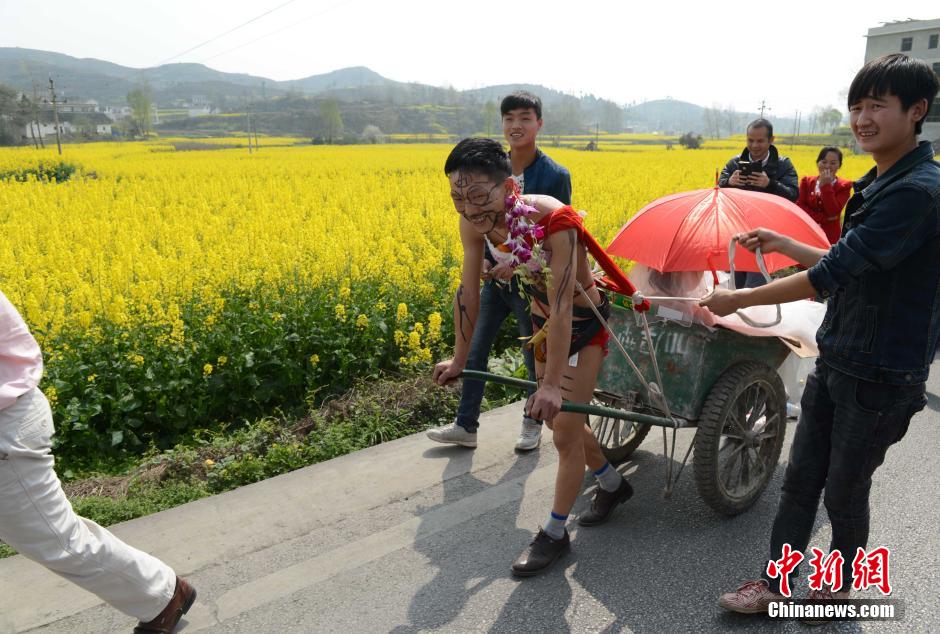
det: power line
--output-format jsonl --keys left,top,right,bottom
{"left": 200, "top": 0, "right": 357, "bottom": 64}
{"left": 156, "top": 0, "right": 300, "bottom": 66}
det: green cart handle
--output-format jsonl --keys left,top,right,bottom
{"left": 457, "top": 370, "right": 683, "bottom": 429}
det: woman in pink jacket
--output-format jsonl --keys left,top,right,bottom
{"left": 797, "top": 146, "right": 853, "bottom": 245}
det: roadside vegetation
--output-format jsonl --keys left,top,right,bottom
{"left": 0, "top": 352, "right": 528, "bottom": 559}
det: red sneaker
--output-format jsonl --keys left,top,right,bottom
{"left": 718, "top": 579, "right": 784, "bottom": 614}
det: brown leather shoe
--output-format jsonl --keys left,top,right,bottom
{"left": 134, "top": 577, "right": 196, "bottom": 633}
{"left": 511, "top": 528, "right": 570, "bottom": 577}
{"left": 578, "top": 477, "right": 633, "bottom": 526}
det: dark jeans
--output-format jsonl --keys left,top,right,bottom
{"left": 455, "top": 279, "right": 537, "bottom": 433}
{"left": 762, "top": 362, "right": 926, "bottom": 593}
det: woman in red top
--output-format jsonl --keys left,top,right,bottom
{"left": 797, "top": 146, "right": 853, "bottom": 244}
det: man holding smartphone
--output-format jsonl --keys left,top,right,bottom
{"left": 719, "top": 118, "right": 799, "bottom": 288}
{"left": 719, "top": 118, "right": 799, "bottom": 200}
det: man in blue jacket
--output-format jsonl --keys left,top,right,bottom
{"left": 703, "top": 54, "right": 940, "bottom": 614}
{"left": 427, "top": 90, "right": 571, "bottom": 452}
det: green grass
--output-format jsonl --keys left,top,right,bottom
{"left": 0, "top": 369, "right": 479, "bottom": 559}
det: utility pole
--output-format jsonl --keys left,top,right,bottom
{"left": 245, "top": 91, "right": 256, "bottom": 153}
{"left": 790, "top": 111, "right": 798, "bottom": 150}
{"left": 758, "top": 99, "right": 770, "bottom": 118}
{"left": 28, "top": 82, "right": 40, "bottom": 148}
{"left": 49, "top": 78, "right": 62, "bottom": 155}
{"left": 28, "top": 121, "right": 39, "bottom": 149}
{"left": 246, "top": 106, "right": 253, "bottom": 153}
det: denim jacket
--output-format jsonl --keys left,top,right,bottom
{"left": 808, "top": 141, "right": 940, "bottom": 385}
{"left": 522, "top": 148, "right": 572, "bottom": 205}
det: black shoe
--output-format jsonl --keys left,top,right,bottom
{"left": 578, "top": 477, "right": 633, "bottom": 526}
{"left": 511, "top": 528, "right": 570, "bottom": 577}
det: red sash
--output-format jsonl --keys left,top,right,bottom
{"left": 537, "top": 206, "right": 649, "bottom": 312}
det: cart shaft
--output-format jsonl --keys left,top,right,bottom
{"left": 458, "top": 370, "right": 689, "bottom": 429}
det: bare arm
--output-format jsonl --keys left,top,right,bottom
{"left": 525, "top": 228, "right": 579, "bottom": 421}
{"left": 452, "top": 219, "right": 484, "bottom": 365}
{"left": 433, "top": 218, "right": 483, "bottom": 386}
{"left": 542, "top": 229, "right": 577, "bottom": 389}
{"left": 736, "top": 228, "right": 829, "bottom": 269}
{"left": 700, "top": 270, "right": 817, "bottom": 316}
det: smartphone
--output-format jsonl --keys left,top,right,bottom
{"left": 739, "top": 161, "right": 752, "bottom": 177}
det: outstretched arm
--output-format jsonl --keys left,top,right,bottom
{"left": 433, "top": 219, "right": 483, "bottom": 385}
{"left": 736, "top": 228, "right": 829, "bottom": 269}
{"left": 700, "top": 228, "right": 826, "bottom": 316}
{"left": 700, "top": 270, "right": 816, "bottom": 316}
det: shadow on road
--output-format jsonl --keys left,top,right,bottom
{"left": 489, "top": 421, "right": 861, "bottom": 633}
{"left": 391, "top": 417, "right": 868, "bottom": 633}
{"left": 390, "top": 444, "right": 540, "bottom": 633}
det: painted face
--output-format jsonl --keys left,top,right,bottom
{"left": 817, "top": 151, "right": 841, "bottom": 176}
{"left": 746, "top": 126, "right": 772, "bottom": 161}
{"left": 850, "top": 93, "right": 922, "bottom": 157}
{"left": 502, "top": 108, "right": 542, "bottom": 151}
{"left": 448, "top": 171, "right": 508, "bottom": 233}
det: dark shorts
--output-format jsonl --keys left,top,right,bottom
{"left": 530, "top": 291, "right": 611, "bottom": 359}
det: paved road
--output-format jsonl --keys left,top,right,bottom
{"left": 2, "top": 361, "right": 938, "bottom": 633}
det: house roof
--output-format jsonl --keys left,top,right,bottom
{"left": 38, "top": 111, "right": 113, "bottom": 125}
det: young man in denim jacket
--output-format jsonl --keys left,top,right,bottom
{"left": 701, "top": 54, "right": 940, "bottom": 613}
{"left": 427, "top": 91, "right": 571, "bottom": 452}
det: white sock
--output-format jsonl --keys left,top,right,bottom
{"left": 544, "top": 511, "right": 567, "bottom": 539}
{"left": 594, "top": 462, "right": 622, "bottom": 492}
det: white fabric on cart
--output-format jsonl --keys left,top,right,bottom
{"left": 628, "top": 264, "right": 825, "bottom": 357}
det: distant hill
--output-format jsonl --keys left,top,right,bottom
{"left": 624, "top": 99, "right": 705, "bottom": 131}
{"left": 465, "top": 83, "right": 573, "bottom": 105}
{"left": 284, "top": 66, "right": 393, "bottom": 94}
{"left": 0, "top": 47, "right": 795, "bottom": 136}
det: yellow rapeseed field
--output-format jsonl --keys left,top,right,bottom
{"left": 0, "top": 140, "right": 871, "bottom": 335}
{"left": 0, "top": 139, "right": 873, "bottom": 459}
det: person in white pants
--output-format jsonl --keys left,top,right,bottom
{"left": 0, "top": 291, "right": 195, "bottom": 633}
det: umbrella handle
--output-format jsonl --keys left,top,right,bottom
{"left": 728, "top": 239, "right": 782, "bottom": 328}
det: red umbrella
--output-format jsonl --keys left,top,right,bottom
{"left": 606, "top": 186, "right": 830, "bottom": 275}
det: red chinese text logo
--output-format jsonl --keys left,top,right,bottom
{"left": 851, "top": 546, "right": 892, "bottom": 595}
{"left": 766, "top": 543, "right": 804, "bottom": 597}
{"left": 807, "top": 547, "right": 845, "bottom": 592}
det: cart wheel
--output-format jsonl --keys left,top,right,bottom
{"left": 693, "top": 362, "right": 786, "bottom": 516}
{"left": 590, "top": 392, "right": 652, "bottom": 464}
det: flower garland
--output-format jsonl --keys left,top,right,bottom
{"left": 502, "top": 192, "right": 551, "bottom": 281}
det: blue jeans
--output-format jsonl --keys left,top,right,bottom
{"left": 761, "top": 362, "right": 926, "bottom": 593}
{"left": 455, "top": 279, "right": 537, "bottom": 433}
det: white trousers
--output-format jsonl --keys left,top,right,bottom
{"left": 0, "top": 388, "right": 175, "bottom": 621}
